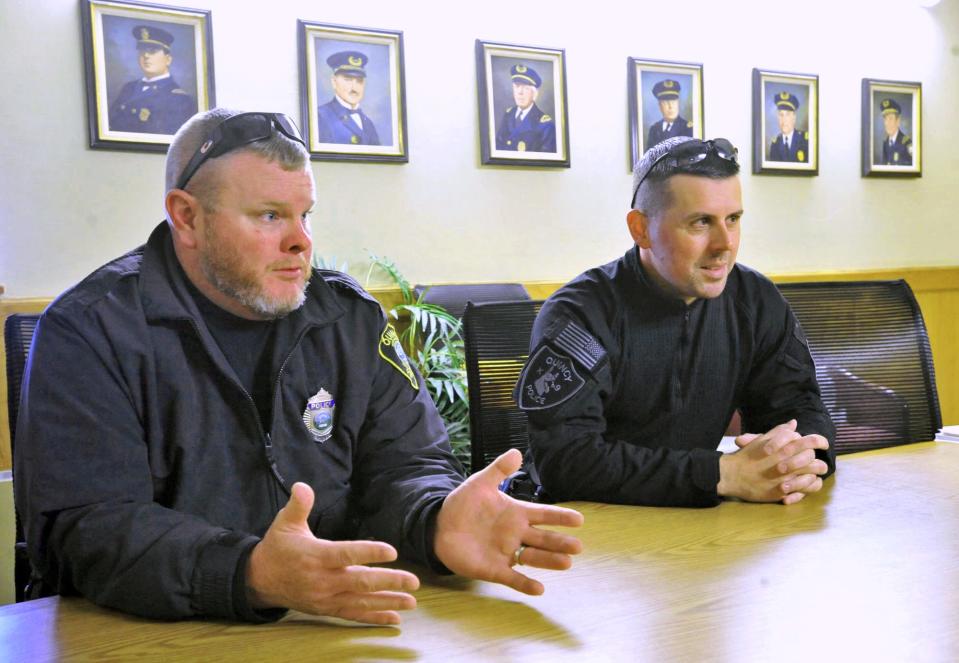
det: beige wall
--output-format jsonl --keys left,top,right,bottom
{"left": 1, "top": 0, "right": 959, "bottom": 298}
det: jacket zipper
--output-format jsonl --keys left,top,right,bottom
{"left": 184, "top": 318, "right": 283, "bottom": 511}
{"left": 677, "top": 308, "right": 691, "bottom": 406}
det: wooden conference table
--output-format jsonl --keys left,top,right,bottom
{"left": 1, "top": 442, "right": 957, "bottom": 662}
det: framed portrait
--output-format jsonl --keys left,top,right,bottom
{"left": 475, "top": 40, "right": 570, "bottom": 167}
{"left": 298, "top": 21, "right": 408, "bottom": 163}
{"left": 627, "top": 57, "right": 704, "bottom": 168}
{"left": 861, "top": 79, "right": 921, "bottom": 177}
{"left": 80, "top": 0, "right": 214, "bottom": 152}
{"left": 752, "top": 68, "right": 818, "bottom": 175}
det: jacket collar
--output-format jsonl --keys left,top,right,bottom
{"left": 139, "top": 221, "right": 345, "bottom": 329}
{"left": 623, "top": 244, "right": 742, "bottom": 311}
{"left": 623, "top": 245, "right": 689, "bottom": 311}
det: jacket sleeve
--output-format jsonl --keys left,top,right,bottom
{"left": 521, "top": 303, "right": 722, "bottom": 508}
{"left": 738, "top": 294, "right": 837, "bottom": 477}
{"left": 351, "top": 316, "right": 465, "bottom": 568}
{"left": 14, "top": 309, "right": 270, "bottom": 622}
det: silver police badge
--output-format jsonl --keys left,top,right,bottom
{"left": 302, "top": 388, "right": 335, "bottom": 443}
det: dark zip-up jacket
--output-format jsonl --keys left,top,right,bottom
{"left": 518, "top": 247, "right": 836, "bottom": 507}
{"left": 14, "top": 222, "right": 463, "bottom": 621}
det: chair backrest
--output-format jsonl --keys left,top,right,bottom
{"left": 462, "top": 300, "right": 543, "bottom": 472}
{"left": 777, "top": 280, "right": 941, "bottom": 454}
{"left": 4, "top": 313, "right": 41, "bottom": 602}
{"left": 5, "top": 314, "right": 40, "bottom": 448}
{"left": 413, "top": 283, "right": 530, "bottom": 319}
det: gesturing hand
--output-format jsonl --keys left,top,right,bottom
{"left": 719, "top": 420, "right": 830, "bottom": 504}
{"left": 433, "top": 449, "right": 584, "bottom": 596}
{"left": 245, "top": 482, "right": 420, "bottom": 625}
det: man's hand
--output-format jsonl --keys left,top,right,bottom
{"left": 719, "top": 420, "right": 830, "bottom": 504}
{"left": 245, "top": 482, "right": 420, "bottom": 625}
{"left": 433, "top": 449, "right": 584, "bottom": 596}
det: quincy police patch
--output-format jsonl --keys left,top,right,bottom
{"left": 302, "top": 388, "right": 335, "bottom": 443}
{"left": 517, "top": 345, "right": 586, "bottom": 410}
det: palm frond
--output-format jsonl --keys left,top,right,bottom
{"left": 365, "top": 252, "right": 412, "bottom": 303}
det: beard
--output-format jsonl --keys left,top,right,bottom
{"left": 199, "top": 224, "right": 307, "bottom": 319}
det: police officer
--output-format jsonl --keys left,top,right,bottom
{"left": 879, "top": 98, "right": 913, "bottom": 166}
{"left": 646, "top": 79, "right": 693, "bottom": 150}
{"left": 15, "top": 108, "right": 583, "bottom": 623}
{"left": 316, "top": 51, "right": 381, "bottom": 146}
{"left": 108, "top": 25, "right": 196, "bottom": 135}
{"left": 768, "top": 92, "right": 809, "bottom": 162}
{"left": 495, "top": 64, "right": 556, "bottom": 153}
{"left": 516, "top": 136, "right": 835, "bottom": 508}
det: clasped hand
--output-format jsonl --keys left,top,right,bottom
{"left": 245, "top": 449, "right": 583, "bottom": 625}
{"left": 718, "top": 419, "right": 830, "bottom": 505}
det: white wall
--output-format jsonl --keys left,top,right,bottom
{"left": 1, "top": 0, "right": 957, "bottom": 297}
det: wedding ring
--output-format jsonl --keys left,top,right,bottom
{"left": 513, "top": 544, "right": 528, "bottom": 566}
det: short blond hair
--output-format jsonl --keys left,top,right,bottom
{"left": 165, "top": 108, "right": 309, "bottom": 212}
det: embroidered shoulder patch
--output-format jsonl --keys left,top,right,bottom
{"left": 516, "top": 345, "right": 586, "bottom": 410}
{"left": 379, "top": 323, "right": 418, "bottom": 390}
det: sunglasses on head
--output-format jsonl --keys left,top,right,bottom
{"left": 175, "top": 112, "right": 306, "bottom": 191}
{"left": 630, "top": 138, "right": 738, "bottom": 208}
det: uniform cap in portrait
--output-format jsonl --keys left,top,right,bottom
{"left": 880, "top": 98, "right": 902, "bottom": 115}
{"left": 652, "top": 79, "right": 681, "bottom": 100}
{"left": 327, "top": 50, "right": 369, "bottom": 78}
{"left": 510, "top": 64, "right": 542, "bottom": 88}
{"left": 132, "top": 25, "right": 174, "bottom": 52}
{"left": 774, "top": 91, "right": 799, "bottom": 111}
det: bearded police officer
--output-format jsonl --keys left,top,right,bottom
{"left": 15, "top": 108, "right": 583, "bottom": 624}
{"left": 516, "top": 136, "right": 835, "bottom": 507}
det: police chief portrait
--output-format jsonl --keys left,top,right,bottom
{"left": 103, "top": 20, "right": 199, "bottom": 136}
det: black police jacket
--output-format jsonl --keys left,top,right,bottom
{"left": 14, "top": 222, "right": 463, "bottom": 621}
{"left": 517, "top": 247, "right": 836, "bottom": 507}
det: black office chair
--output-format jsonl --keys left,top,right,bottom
{"left": 777, "top": 280, "right": 941, "bottom": 454}
{"left": 4, "top": 313, "right": 40, "bottom": 602}
{"left": 462, "top": 300, "right": 543, "bottom": 474}
{"left": 413, "top": 283, "right": 530, "bottom": 319}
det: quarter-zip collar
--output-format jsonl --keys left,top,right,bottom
{"left": 623, "top": 244, "right": 699, "bottom": 313}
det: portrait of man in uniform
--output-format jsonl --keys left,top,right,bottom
{"left": 628, "top": 59, "right": 703, "bottom": 167}
{"left": 752, "top": 69, "right": 818, "bottom": 175}
{"left": 493, "top": 63, "right": 556, "bottom": 153}
{"left": 876, "top": 97, "right": 913, "bottom": 166}
{"left": 476, "top": 40, "right": 569, "bottom": 167}
{"left": 107, "top": 25, "right": 197, "bottom": 135}
{"left": 316, "top": 50, "right": 381, "bottom": 146}
{"left": 861, "top": 79, "right": 920, "bottom": 177}
{"left": 645, "top": 79, "right": 694, "bottom": 150}
{"left": 767, "top": 91, "right": 809, "bottom": 163}
{"left": 299, "top": 22, "right": 407, "bottom": 162}
{"left": 83, "top": 2, "right": 213, "bottom": 151}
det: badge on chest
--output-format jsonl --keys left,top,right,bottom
{"left": 303, "top": 388, "right": 336, "bottom": 443}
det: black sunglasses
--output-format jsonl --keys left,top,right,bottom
{"left": 630, "top": 138, "right": 738, "bottom": 208}
{"left": 175, "top": 112, "right": 306, "bottom": 191}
